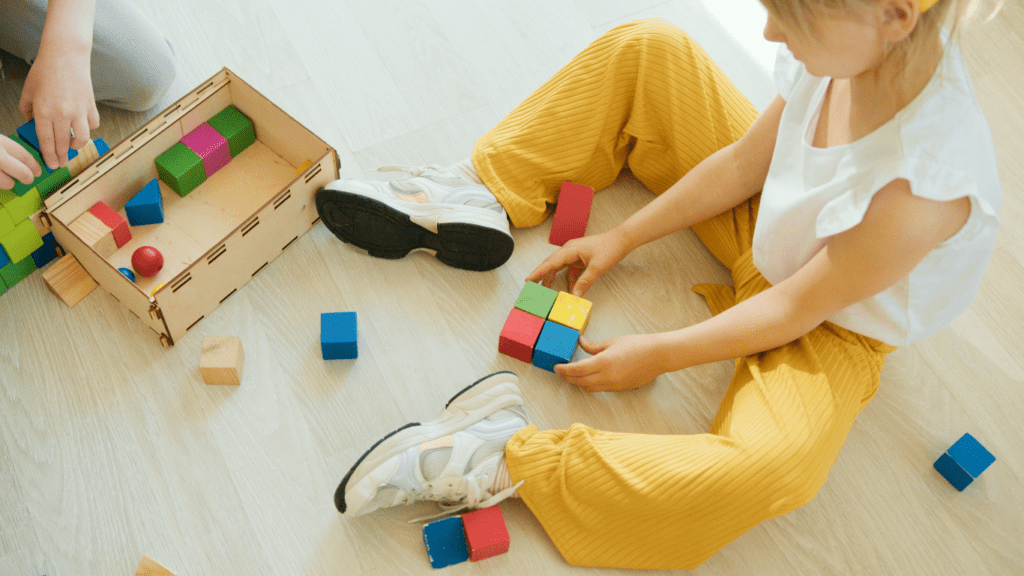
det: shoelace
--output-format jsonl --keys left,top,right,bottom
{"left": 376, "top": 165, "right": 450, "bottom": 178}
{"left": 407, "top": 475, "right": 526, "bottom": 523}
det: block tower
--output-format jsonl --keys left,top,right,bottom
{"left": 155, "top": 105, "right": 255, "bottom": 197}
{"left": 499, "top": 282, "right": 591, "bottom": 372}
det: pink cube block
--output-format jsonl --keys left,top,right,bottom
{"left": 181, "top": 122, "right": 232, "bottom": 178}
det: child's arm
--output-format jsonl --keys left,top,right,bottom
{"left": 19, "top": 0, "right": 100, "bottom": 170}
{"left": 529, "top": 94, "right": 787, "bottom": 296}
{"left": 557, "top": 179, "right": 971, "bottom": 392}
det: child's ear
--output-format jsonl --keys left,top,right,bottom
{"left": 882, "top": 0, "right": 919, "bottom": 43}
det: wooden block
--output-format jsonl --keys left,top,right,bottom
{"left": 547, "top": 291, "right": 592, "bottom": 334}
{"left": 321, "top": 312, "right": 357, "bottom": 360}
{"left": 422, "top": 516, "right": 469, "bottom": 569}
{"left": 199, "top": 336, "right": 244, "bottom": 385}
{"left": 88, "top": 201, "right": 132, "bottom": 247}
{"left": 513, "top": 281, "right": 558, "bottom": 319}
{"left": 462, "top": 506, "right": 511, "bottom": 561}
{"left": 532, "top": 321, "right": 579, "bottom": 373}
{"left": 181, "top": 122, "right": 232, "bottom": 178}
{"left": 498, "top": 308, "right": 545, "bottom": 364}
{"left": 66, "top": 139, "right": 101, "bottom": 178}
{"left": 155, "top": 142, "right": 205, "bottom": 197}
{"left": 31, "top": 231, "right": 60, "bottom": 269}
{"left": 934, "top": 433, "right": 996, "bottom": 491}
{"left": 41, "top": 253, "right": 97, "bottom": 307}
{"left": 69, "top": 211, "right": 116, "bottom": 258}
{"left": 548, "top": 181, "right": 594, "bottom": 246}
{"left": 125, "top": 178, "right": 165, "bottom": 226}
{"left": 0, "top": 218, "right": 44, "bottom": 263}
{"left": 296, "top": 160, "right": 312, "bottom": 174}
{"left": 0, "top": 255, "right": 37, "bottom": 289}
{"left": 135, "top": 554, "right": 176, "bottom": 576}
{"left": 207, "top": 104, "right": 256, "bottom": 157}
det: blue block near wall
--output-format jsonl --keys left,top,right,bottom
{"left": 0, "top": 243, "right": 9, "bottom": 269}
{"left": 16, "top": 119, "right": 40, "bottom": 154}
{"left": 125, "top": 178, "right": 165, "bottom": 226}
{"left": 321, "top": 312, "right": 357, "bottom": 360}
{"left": 95, "top": 138, "right": 110, "bottom": 156}
{"left": 422, "top": 516, "right": 469, "bottom": 569}
{"left": 532, "top": 320, "right": 579, "bottom": 373}
{"left": 31, "top": 232, "right": 60, "bottom": 269}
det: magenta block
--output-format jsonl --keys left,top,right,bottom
{"left": 181, "top": 122, "right": 232, "bottom": 178}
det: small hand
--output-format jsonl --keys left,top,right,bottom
{"left": 0, "top": 134, "right": 43, "bottom": 190}
{"left": 19, "top": 41, "right": 99, "bottom": 170}
{"left": 555, "top": 334, "right": 667, "bottom": 392}
{"left": 526, "top": 229, "right": 632, "bottom": 297}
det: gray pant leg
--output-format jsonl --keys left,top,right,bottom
{"left": 0, "top": 0, "right": 177, "bottom": 112}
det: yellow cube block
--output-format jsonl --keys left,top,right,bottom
{"left": 548, "top": 291, "right": 592, "bottom": 333}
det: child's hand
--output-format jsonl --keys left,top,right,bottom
{"left": 0, "top": 134, "right": 43, "bottom": 190}
{"left": 526, "top": 229, "right": 632, "bottom": 297}
{"left": 19, "top": 40, "right": 99, "bottom": 170}
{"left": 555, "top": 334, "right": 667, "bottom": 392}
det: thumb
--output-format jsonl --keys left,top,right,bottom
{"left": 578, "top": 335, "right": 611, "bottom": 355}
{"left": 572, "top": 266, "right": 601, "bottom": 297}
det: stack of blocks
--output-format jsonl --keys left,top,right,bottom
{"left": 422, "top": 506, "right": 511, "bottom": 569}
{"left": 321, "top": 312, "right": 358, "bottom": 360}
{"left": 499, "top": 282, "right": 591, "bottom": 372}
{"left": 933, "top": 433, "right": 996, "bottom": 491}
{"left": 155, "top": 105, "right": 255, "bottom": 197}
{"left": 0, "top": 119, "right": 109, "bottom": 298}
{"left": 67, "top": 201, "right": 132, "bottom": 258}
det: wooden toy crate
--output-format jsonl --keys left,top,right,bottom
{"left": 44, "top": 68, "right": 339, "bottom": 346}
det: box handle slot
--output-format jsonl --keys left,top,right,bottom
{"left": 171, "top": 273, "right": 192, "bottom": 293}
{"left": 282, "top": 236, "right": 298, "bottom": 251}
{"left": 252, "top": 262, "right": 269, "bottom": 277}
{"left": 241, "top": 216, "right": 260, "bottom": 236}
{"left": 219, "top": 289, "right": 237, "bottom": 304}
{"left": 186, "top": 316, "right": 205, "bottom": 332}
{"left": 304, "top": 164, "right": 322, "bottom": 184}
{"left": 207, "top": 244, "right": 227, "bottom": 265}
{"left": 273, "top": 189, "right": 292, "bottom": 210}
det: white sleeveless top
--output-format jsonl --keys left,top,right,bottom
{"left": 753, "top": 36, "right": 1002, "bottom": 345}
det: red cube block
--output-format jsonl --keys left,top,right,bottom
{"left": 498, "top": 308, "right": 544, "bottom": 363}
{"left": 548, "top": 181, "right": 594, "bottom": 246}
{"left": 88, "top": 201, "right": 132, "bottom": 248}
{"left": 462, "top": 505, "right": 510, "bottom": 561}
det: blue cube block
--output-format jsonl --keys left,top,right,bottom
{"left": 94, "top": 138, "right": 110, "bottom": 156}
{"left": 16, "top": 119, "right": 40, "bottom": 154}
{"left": 30, "top": 232, "right": 60, "bottom": 268}
{"left": 934, "top": 452, "right": 975, "bottom": 492}
{"left": 125, "top": 178, "right": 165, "bottom": 226}
{"left": 321, "top": 312, "right": 357, "bottom": 360}
{"left": 532, "top": 320, "right": 579, "bottom": 373}
{"left": 0, "top": 243, "right": 9, "bottom": 269}
{"left": 947, "top": 433, "right": 996, "bottom": 479}
{"left": 422, "top": 516, "right": 469, "bottom": 569}
{"left": 67, "top": 146, "right": 78, "bottom": 161}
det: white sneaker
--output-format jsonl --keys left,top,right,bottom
{"left": 315, "top": 165, "right": 514, "bottom": 271}
{"left": 336, "top": 371, "right": 529, "bottom": 518}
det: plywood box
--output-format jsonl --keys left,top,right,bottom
{"left": 45, "top": 69, "right": 340, "bottom": 346}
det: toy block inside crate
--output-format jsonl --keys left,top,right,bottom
{"left": 155, "top": 142, "right": 206, "bottom": 197}
{"left": 88, "top": 201, "right": 132, "bottom": 247}
{"left": 125, "top": 178, "right": 165, "bottom": 226}
{"left": 181, "top": 122, "right": 232, "bottom": 178}
{"left": 45, "top": 68, "right": 339, "bottom": 346}
{"left": 69, "top": 211, "right": 116, "bottom": 258}
{"left": 207, "top": 104, "right": 256, "bottom": 158}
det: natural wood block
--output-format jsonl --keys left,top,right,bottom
{"left": 88, "top": 201, "right": 132, "bottom": 247}
{"left": 69, "top": 211, "right": 116, "bottom": 258}
{"left": 66, "top": 139, "right": 101, "bottom": 178}
{"left": 41, "top": 253, "right": 97, "bottom": 307}
{"left": 135, "top": 554, "right": 176, "bottom": 576}
{"left": 199, "top": 336, "right": 244, "bottom": 385}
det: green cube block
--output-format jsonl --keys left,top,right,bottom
{"left": 156, "top": 142, "right": 205, "bottom": 197}
{"left": 0, "top": 208, "right": 13, "bottom": 238}
{"left": 514, "top": 281, "right": 560, "bottom": 319}
{"left": 0, "top": 219, "right": 43, "bottom": 264}
{"left": 0, "top": 255, "right": 37, "bottom": 289}
{"left": 5, "top": 187, "right": 43, "bottom": 222}
{"left": 38, "top": 167, "right": 71, "bottom": 198}
{"left": 0, "top": 189, "right": 17, "bottom": 205}
{"left": 8, "top": 134, "right": 48, "bottom": 197}
{"left": 0, "top": 274, "right": 7, "bottom": 296}
{"left": 207, "top": 105, "right": 256, "bottom": 158}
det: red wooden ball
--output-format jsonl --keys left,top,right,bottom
{"left": 132, "top": 246, "right": 164, "bottom": 277}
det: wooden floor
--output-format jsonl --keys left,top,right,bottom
{"left": 1, "top": 1, "right": 1022, "bottom": 574}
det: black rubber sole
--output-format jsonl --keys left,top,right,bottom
{"left": 315, "top": 188, "right": 514, "bottom": 272}
{"left": 333, "top": 371, "right": 518, "bottom": 514}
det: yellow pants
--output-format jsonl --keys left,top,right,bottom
{"left": 474, "top": 19, "right": 896, "bottom": 570}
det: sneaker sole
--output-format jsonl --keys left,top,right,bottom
{"left": 315, "top": 187, "right": 514, "bottom": 272}
{"left": 335, "top": 371, "right": 523, "bottom": 515}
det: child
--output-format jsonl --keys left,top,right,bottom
{"left": 320, "top": 0, "right": 1002, "bottom": 569}
{"left": 0, "top": 0, "right": 176, "bottom": 188}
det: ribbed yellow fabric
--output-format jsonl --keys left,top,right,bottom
{"left": 480, "top": 19, "right": 897, "bottom": 569}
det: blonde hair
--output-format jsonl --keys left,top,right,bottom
{"left": 759, "top": 0, "right": 1005, "bottom": 92}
